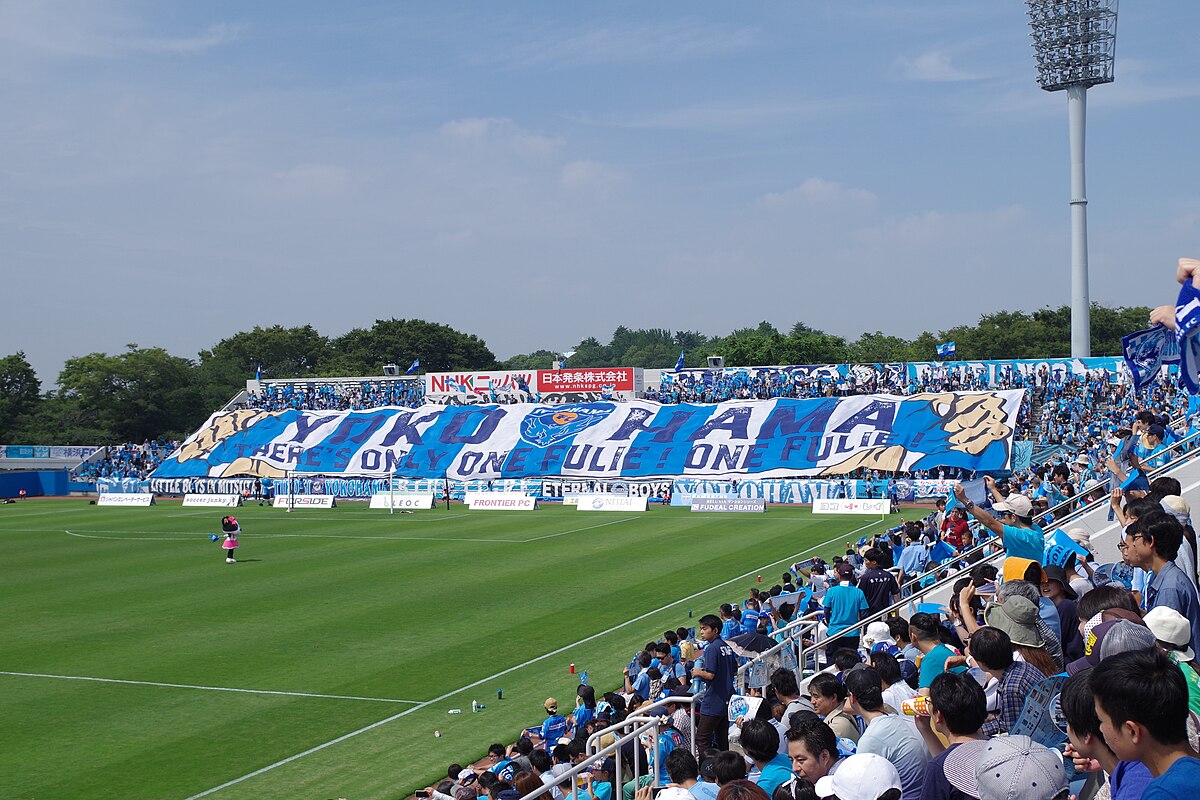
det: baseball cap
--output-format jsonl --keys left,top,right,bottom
{"left": 1066, "top": 611, "right": 1153, "bottom": 675}
{"left": 814, "top": 753, "right": 902, "bottom": 800}
{"left": 974, "top": 735, "right": 1066, "bottom": 800}
{"left": 836, "top": 562, "right": 855, "bottom": 579}
{"left": 1148, "top": 424, "right": 1166, "bottom": 439}
{"left": 1066, "top": 528, "right": 1096, "bottom": 558}
{"left": 983, "top": 596, "right": 1044, "bottom": 648}
{"left": 992, "top": 493, "right": 1033, "bottom": 518}
{"left": 1145, "top": 606, "right": 1196, "bottom": 661}
{"left": 544, "top": 697, "right": 558, "bottom": 712}
{"left": 592, "top": 757, "right": 615, "bottom": 774}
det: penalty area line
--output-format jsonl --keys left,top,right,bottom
{"left": 182, "top": 516, "right": 886, "bottom": 799}
{"left": 0, "top": 671, "right": 423, "bottom": 704}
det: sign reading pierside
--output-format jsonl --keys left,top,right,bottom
{"left": 273, "top": 495, "right": 337, "bottom": 509}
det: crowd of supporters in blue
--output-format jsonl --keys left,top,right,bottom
{"left": 71, "top": 440, "right": 180, "bottom": 483}
{"left": 422, "top": 399, "right": 1200, "bottom": 800}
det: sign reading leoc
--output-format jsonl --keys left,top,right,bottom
{"left": 690, "top": 498, "right": 766, "bottom": 513}
{"left": 97, "top": 493, "right": 156, "bottom": 506}
{"left": 369, "top": 493, "right": 435, "bottom": 509}
{"left": 812, "top": 499, "right": 890, "bottom": 515}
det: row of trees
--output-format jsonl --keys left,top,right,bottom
{"left": 0, "top": 304, "right": 1151, "bottom": 445}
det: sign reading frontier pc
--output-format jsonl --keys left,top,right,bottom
{"left": 1026, "top": 0, "right": 1118, "bottom": 358}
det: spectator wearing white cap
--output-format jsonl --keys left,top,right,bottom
{"left": 814, "top": 752, "right": 902, "bottom": 800}
{"left": 952, "top": 478, "right": 1043, "bottom": 563}
{"left": 1144, "top": 605, "right": 1200, "bottom": 720}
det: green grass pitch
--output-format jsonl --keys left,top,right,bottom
{"left": 0, "top": 498, "right": 910, "bottom": 800}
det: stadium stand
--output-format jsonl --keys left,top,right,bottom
{"left": 426, "top": 398, "right": 1200, "bottom": 800}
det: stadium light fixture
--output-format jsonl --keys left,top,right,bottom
{"left": 1026, "top": 0, "right": 1118, "bottom": 358}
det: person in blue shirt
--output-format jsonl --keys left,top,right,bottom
{"left": 821, "top": 562, "right": 869, "bottom": 660}
{"left": 1058, "top": 670, "right": 1151, "bottom": 800}
{"left": 719, "top": 604, "right": 740, "bottom": 640}
{"left": 953, "top": 478, "right": 1044, "bottom": 562}
{"left": 1091, "top": 648, "right": 1200, "bottom": 800}
{"left": 740, "top": 719, "right": 795, "bottom": 796}
{"left": 1124, "top": 510, "right": 1200, "bottom": 654}
{"left": 539, "top": 697, "right": 568, "bottom": 748}
{"left": 692, "top": 614, "right": 737, "bottom": 750}
{"left": 569, "top": 685, "right": 597, "bottom": 737}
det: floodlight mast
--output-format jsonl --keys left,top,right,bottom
{"left": 1026, "top": 0, "right": 1118, "bottom": 358}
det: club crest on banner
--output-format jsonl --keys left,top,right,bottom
{"left": 519, "top": 405, "right": 613, "bottom": 447}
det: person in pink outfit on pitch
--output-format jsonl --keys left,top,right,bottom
{"left": 220, "top": 515, "right": 240, "bottom": 563}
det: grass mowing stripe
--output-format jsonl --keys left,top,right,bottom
{"left": 0, "top": 671, "right": 424, "bottom": 703}
{"left": 182, "top": 517, "right": 884, "bottom": 799}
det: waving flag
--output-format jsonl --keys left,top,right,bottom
{"left": 255, "top": 364, "right": 262, "bottom": 381}
{"left": 405, "top": 358, "right": 420, "bottom": 375}
{"left": 936, "top": 342, "right": 956, "bottom": 359}
{"left": 675, "top": 350, "right": 685, "bottom": 371}
{"left": 1121, "top": 325, "right": 1177, "bottom": 393}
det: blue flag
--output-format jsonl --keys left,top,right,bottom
{"left": 1177, "top": 283, "right": 1200, "bottom": 395}
{"left": 1121, "top": 325, "right": 1176, "bottom": 393}
{"left": 405, "top": 358, "right": 420, "bottom": 375}
{"left": 928, "top": 539, "right": 957, "bottom": 563}
{"left": 936, "top": 342, "right": 956, "bottom": 358}
{"left": 255, "top": 364, "right": 262, "bottom": 381}
{"left": 675, "top": 350, "right": 685, "bottom": 371}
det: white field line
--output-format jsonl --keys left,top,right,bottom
{"left": 165, "top": 512, "right": 473, "bottom": 524}
{"left": 0, "top": 671, "right": 423, "bottom": 704}
{"left": 60, "top": 516, "right": 643, "bottom": 545}
{"left": 182, "top": 517, "right": 885, "bottom": 799}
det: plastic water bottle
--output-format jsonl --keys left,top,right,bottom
{"left": 472, "top": 700, "right": 486, "bottom": 713}
{"left": 448, "top": 708, "right": 462, "bottom": 714}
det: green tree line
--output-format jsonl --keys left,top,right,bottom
{"left": 0, "top": 304, "right": 1150, "bottom": 445}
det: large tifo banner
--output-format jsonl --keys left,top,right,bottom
{"left": 151, "top": 391, "right": 1023, "bottom": 481}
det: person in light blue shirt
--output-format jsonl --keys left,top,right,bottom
{"left": 953, "top": 479, "right": 1044, "bottom": 562}
{"left": 821, "top": 562, "right": 868, "bottom": 658}
{"left": 539, "top": 698, "right": 568, "bottom": 748}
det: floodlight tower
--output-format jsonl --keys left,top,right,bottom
{"left": 1026, "top": 0, "right": 1118, "bottom": 358}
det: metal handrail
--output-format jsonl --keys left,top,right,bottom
{"left": 585, "top": 695, "right": 696, "bottom": 760}
{"left": 521, "top": 716, "right": 667, "bottom": 800}
{"left": 728, "top": 426, "right": 1200, "bottom": 684}
{"left": 896, "top": 426, "right": 1200, "bottom": 593}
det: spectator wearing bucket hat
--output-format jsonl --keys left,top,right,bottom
{"left": 983, "top": 595, "right": 1058, "bottom": 677}
{"left": 1124, "top": 510, "right": 1200, "bottom": 659}
{"left": 1144, "top": 606, "right": 1200, "bottom": 719}
{"left": 968, "top": 625, "right": 1048, "bottom": 736}
{"left": 952, "top": 477, "right": 1043, "bottom": 563}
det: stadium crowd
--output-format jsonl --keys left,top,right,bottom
{"left": 71, "top": 440, "right": 180, "bottom": 483}
{"left": 427, "top": 405, "right": 1200, "bottom": 800}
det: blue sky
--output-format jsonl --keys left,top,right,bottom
{"left": 4, "top": 1, "right": 1199, "bottom": 383}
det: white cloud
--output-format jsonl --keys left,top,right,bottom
{"left": 893, "top": 50, "right": 982, "bottom": 82}
{"left": 757, "top": 178, "right": 878, "bottom": 213}
{"left": 0, "top": 1, "right": 242, "bottom": 60}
